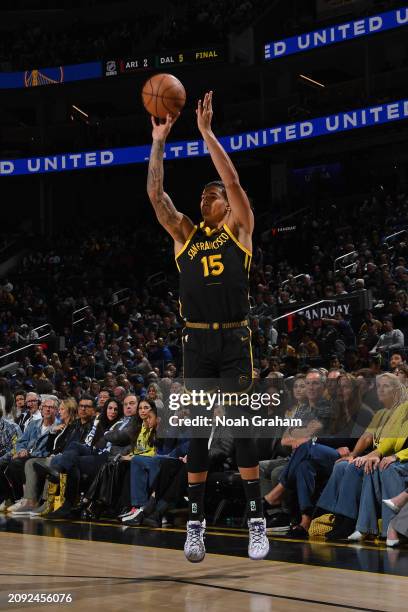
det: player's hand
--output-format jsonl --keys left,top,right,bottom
{"left": 151, "top": 113, "right": 179, "bottom": 142}
{"left": 197, "top": 91, "right": 213, "bottom": 134}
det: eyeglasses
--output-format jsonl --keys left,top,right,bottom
{"left": 27, "top": 399, "right": 39, "bottom": 404}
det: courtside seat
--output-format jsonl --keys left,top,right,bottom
{"left": 206, "top": 470, "right": 246, "bottom": 525}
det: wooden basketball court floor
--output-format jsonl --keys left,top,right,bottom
{"left": 0, "top": 516, "right": 407, "bottom": 611}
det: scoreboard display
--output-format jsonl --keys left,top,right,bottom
{"left": 104, "top": 47, "right": 224, "bottom": 76}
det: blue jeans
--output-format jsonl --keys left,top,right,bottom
{"left": 318, "top": 461, "right": 364, "bottom": 519}
{"left": 51, "top": 442, "right": 98, "bottom": 472}
{"left": 356, "top": 462, "right": 408, "bottom": 536}
{"left": 279, "top": 442, "right": 339, "bottom": 514}
{"left": 130, "top": 455, "right": 162, "bottom": 507}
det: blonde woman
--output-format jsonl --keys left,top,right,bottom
{"left": 319, "top": 373, "right": 408, "bottom": 540}
{"left": 12, "top": 398, "right": 78, "bottom": 517}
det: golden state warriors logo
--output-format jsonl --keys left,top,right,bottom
{"left": 24, "top": 67, "right": 64, "bottom": 88}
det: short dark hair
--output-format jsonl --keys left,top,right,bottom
{"left": 80, "top": 393, "right": 97, "bottom": 408}
{"left": 204, "top": 180, "right": 227, "bottom": 200}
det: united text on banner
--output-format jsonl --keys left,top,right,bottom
{"left": 1, "top": 99, "right": 408, "bottom": 176}
{"left": 265, "top": 6, "right": 408, "bottom": 60}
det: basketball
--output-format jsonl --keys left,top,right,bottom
{"left": 142, "top": 73, "right": 186, "bottom": 119}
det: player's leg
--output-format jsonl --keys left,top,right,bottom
{"left": 221, "top": 328, "right": 269, "bottom": 560}
{"left": 182, "top": 327, "right": 217, "bottom": 563}
{"left": 184, "top": 437, "right": 209, "bottom": 562}
{"left": 233, "top": 434, "right": 270, "bottom": 560}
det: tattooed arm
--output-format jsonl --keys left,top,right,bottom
{"left": 147, "top": 114, "right": 194, "bottom": 248}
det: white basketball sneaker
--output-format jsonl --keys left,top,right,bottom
{"left": 248, "top": 518, "right": 270, "bottom": 560}
{"left": 184, "top": 519, "right": 206, "bottom": 563}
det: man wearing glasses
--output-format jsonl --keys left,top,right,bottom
{"left": 1, "top": 396, "right": 57, "bottom": 513}
{"left": 19, "top": 392, "right": 42, "bottom": 431}
{"left": 75, "top": 394, "right": 97, "bottom": 442}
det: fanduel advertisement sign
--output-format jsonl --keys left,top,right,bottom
{"left": 265, "top": 7, "right": 408, "bottom": 60}
{"left": 1, "top": 99, "right": 408, "bottom": 177}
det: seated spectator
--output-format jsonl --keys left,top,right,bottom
{"left": 13, "top": 391, "right": 26, "bottom": 429}
{"left": 346, "top": 399, "right": 408, "bottom": 542}
{"left": 141, "top": 405, "right": 233, "bottom": 528}
{"left": 146, "top": 382, "right": 165, "bottom": 415}
{"left": 73, "top": 396, "right": 150, "bottom": 519}
{"left": 96, "top": 388, "right": 112, "bottom": 411}
{"left": 385, "top": 487, "right": 408, "bottom": 547}
{"left": 389, "top": 350, "right": 406, "bottom": 372}
{"left": 120, "top": 403, "right": 161, "bottom": 523}
{"left": 276, "top": 333, "right": 296, "bottom": 358}
{"left": 74, "top": 394, "right": 96, "bottom": 441}
{"left": 298, "top": 331, "right": 319, "bottom": 357}
{"left": 395, "top": 363, "right": 408, "bottom": 386}
{"left": 0, "top": 378, "right": 14, "bottom": 422}
{"left": 318, "top": 372, "right": 408, "bottom": 540}
{"left": 0, "top": 409, "right": 22, "bottom": 507}
{"left": 43, "top": 398, "right": 128, "bottom": 518}
{"left": 12, "top": 398, "right": 79, "bottom": 516}
{"left": 332, "top": 374, "right": 373, "bottom": 439}
{"left": 262, "top": 369, "right": 339, "bottom": 537}
{"left": 370, "top": 315, "right": 404, "bottom": 354}
{"left": 326, "top": 368, "right": 343, "bottom": 401}
{"left": 2, "top": 396, "right": 58, "bottom": 512}
{"left": 355, "top": 368, "right": 382, "bottom": 411}
{"left": 358, "top": 310, "right": 383, "bottom": 341}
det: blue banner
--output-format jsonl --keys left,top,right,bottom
{"left": 1, "top": 98, "right": 408, "bottom": 177}
{"left": 0, "top": 62, "right": 102, "bottom": 89}
{"left": 265, "top": 6, "right": 408, "bottom": 60}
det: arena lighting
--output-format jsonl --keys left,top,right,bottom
{"left": 299, "top": 74, "right": 325, "bottom": 88}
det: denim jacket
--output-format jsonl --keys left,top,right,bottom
{"left": 15, "top": 418, "right": 53, "bottom": 457}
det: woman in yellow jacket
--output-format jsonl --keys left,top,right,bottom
{"left": 121, "top": 402, "right": 159, "bottom": 523}
{"left": 348, "top": 399, "right": 408, "bottom": 542}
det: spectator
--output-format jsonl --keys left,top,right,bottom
{"left": 12, "top": 397, "right": 79, "bottom": 516}
{"left": 370, "top": 315, "right": 404, "bottom": 354}
{"left": 2, "top": 396, "right": 58, "bottom": 512}
{"left": 385, "top": 487, "right": 408, "bottom": 547}
{"left": 319, "top": 373, "right": 408, "bottom": 540}
{"left": 389, "top": 351, "right": 406, "bottom": 372}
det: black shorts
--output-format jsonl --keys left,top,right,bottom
{"left": 182, "top": 326, "right": 253, "bottom": 393}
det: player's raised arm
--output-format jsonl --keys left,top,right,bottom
{"left": 147, "top": 114, "right": 194, "bottom": 246}
{"left": 197, "top": 91, "right": 254, "bottom": 234}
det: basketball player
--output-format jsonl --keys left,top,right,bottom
{"left": 147, "top": 91, "right": 269, "bottom": 562}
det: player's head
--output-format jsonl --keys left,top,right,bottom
{"left": 200, "top": 181, "right": 230, "bottom": 225}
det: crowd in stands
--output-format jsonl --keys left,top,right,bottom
{"left": 0, "top": 186, "right": 407, "bottom": 544}
{"left": 0, "top": 0, "right": 266, "bottom": 71}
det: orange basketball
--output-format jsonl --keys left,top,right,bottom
{"left": 142, "top": 73, "right": 186, "bottom": 119}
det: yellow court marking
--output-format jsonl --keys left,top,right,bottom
{"left": 36, "top": 515, "right": 396, "bottom": 552}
